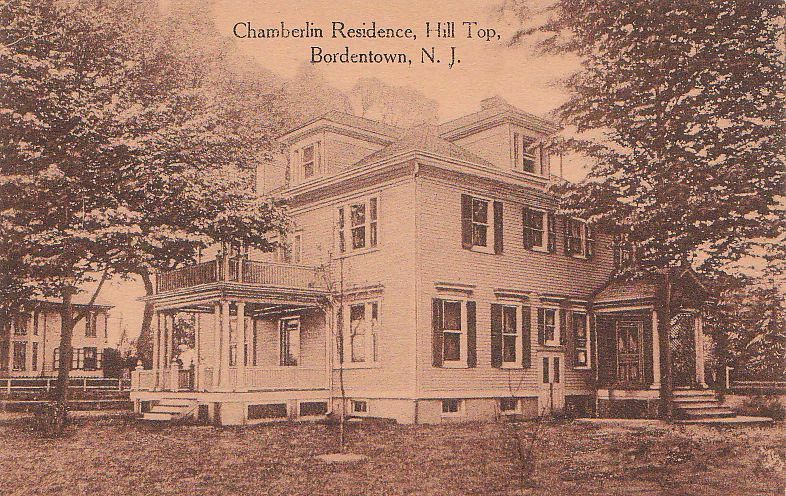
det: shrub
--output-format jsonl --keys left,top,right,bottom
{"left": 737, "top": 395, "right": 786, "bottom": 420}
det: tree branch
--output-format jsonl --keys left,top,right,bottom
{"left": 73, "top": 268, "right": 110, "bottom": 324}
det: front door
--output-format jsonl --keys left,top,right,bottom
{"left": 538, "top": 355, "right": 565, "bottom": 415}
{"left": 616, "top": 320, "right": 643, "bottom": 385}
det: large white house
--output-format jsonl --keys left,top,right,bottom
{"left": 130, "top": 97, "right": 722, "bottom": 425}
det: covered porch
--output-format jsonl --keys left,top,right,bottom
{"left": 130, "top": 254, "right": 333, "bottom": 424}
{"left": 591, "top": 267, "right": 713, "bottom": 418}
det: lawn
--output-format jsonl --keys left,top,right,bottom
{"left": 0, "top": 414, "right": 783, "bottom": 495}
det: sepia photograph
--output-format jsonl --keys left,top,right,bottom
{"left": 0, "top": 0, "right": 784, "bottom": 494}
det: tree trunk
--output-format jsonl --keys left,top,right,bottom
{"left": 659, "top": 272, "right": 674, "bottom": 421}
{"left": 137, "top": 268, "right": 155, "bottom": 368}
{"left": 53, "top": 286, "right": 77, "bottom": 430}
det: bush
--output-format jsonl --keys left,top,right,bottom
{"left": 32, "top": 401, "right": 70, "bottom": 437}
{"left": 737, "top": 395, "right": 786, "bottom": 420}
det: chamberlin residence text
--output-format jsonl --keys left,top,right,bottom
{"left": 232, "top": 20, "right": 502, "bottom": 68}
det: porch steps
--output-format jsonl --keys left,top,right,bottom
{"left": 672, "top": 390, "right": 735, "bottom": 420}
{"left": 141, "top": 398, "right": 198, "bottom": 423}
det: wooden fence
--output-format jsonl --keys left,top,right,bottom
{"left": 0, "top": 377, "right": 131, "bottom": 394}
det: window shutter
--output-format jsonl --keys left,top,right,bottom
{"left": 493, "top": 201, "right": 503, "bottom": 254}
{"left": 490, "top": 304, "right": 503, "bottom": 368}
{"left": 522, "top": 306, "right": 532, "bottom": 368}
{"left": 565, "top": 311, "right": 575, "bottom": 367}
{"left": 559, "top": 309, "right": 567, "bottom": 345}
{"left": 537, "top": 308, "right": 545, "bottom": 345}
{"left": 432, "top": 299, "right": 443, "bottom": 367}
{"left": 522, "top": 207, "right": 534, "bottom": 249}
{"left": 548, "top": 212, "right": 557, "bottom": 253}
{"left": 586, "top": 225, "right": 596, "bottom": 259}
{"left": 467, "top": 301, "right": 477, "bottom": 368}
{"left": 461, "top": 194, "right": 473, "bottom": 249}
{"left": 564, "top": 218, "right": 572, "bottom": 255}
{"left": 589, "top": 312, "right": 597, "bottom": 372}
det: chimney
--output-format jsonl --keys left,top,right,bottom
{"left": 480, "top": 95, "right": 509, "bottom": 110}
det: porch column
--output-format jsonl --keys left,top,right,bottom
{"left": 694, "top": 312, "right": 707, "bottom": 388}
{"left": 194, "top": 313, "right": 200, "bottom": 390}
{"left": 219, "top": 300, "right": 231, "bottom": 390}
{"left": 212, "top": 302, "right": 221, "bottom": 389}
{"left": 651, "top": 310, "right": 661, "bottom": 390}
{"left": 236, "top": 302, "right": 247, "bottom": 391}
{"left": 152, "top": 310, "right": 160, "bottom": 389}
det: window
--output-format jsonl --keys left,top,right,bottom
{"left": 13, "top": 315, "right": 27, "bottom": 335}
{"left": 33, "top": 312, "right": 38, "bottom": 336}
{"left": 351, "top": 400, "right": 368, "bottom": 414}
{"left": 566, "top": 219, "right": 595, "bottom": 258}
{"left": 441, "top": 399, "right": 464, "bottom": 416}
{"left": 613, "top": 234, "right": 635, "bottom": 270}
{"left": 350, "top": 304, "right": 365, "bottom": 363}
{"left": 343, "top": 301, "right": 380, "bottom": 365}
{"left": 86, "top": 312, "right": 97, "bottom": 337}
{"left": 31, "top": 342, "right": 38, "bottom": 372}
{"left": 83, "top": 347, "right": 98, "bottom": 370}
{"left": 513, "top": 132, "right": 538, "bottom": 174}
{"left": 573, "top": 313, "right": 590, "bottom": 368}
{"left": 279, "top": 318, "right": 300, "bottom": 366}
{"left": 12, "top": 341, "right": 26, "bottom": 371}
{"left": 337, "top": 196, "right": 378, "bottom": 254}
{"left": 542, "top": 357, "right": 549, "bottom": 384}
{"left": 461, "top": 195, "right": 502, "bottom": 254}
{"left": 296, "top": 141, "right": 321, "bottom": 182}
{"left": 292, "top": 233, "right": 302, "bottom": 264}
{"left": 502, "top": 306, "right": 518, "bottom": 365}
{"left": 499, "top": 398, "right": 520, "bottom": 414}
{"left": 523, "top": 207, "right": 555, "bottom": 252}
{"left": 229, "top": 343, "right": 238, "bottom": 367}
{"left": 538, "top": 308, "right": 560, "bottom": 346}
{"left": 442, "top": 301, "right": 463, "bottom": 363}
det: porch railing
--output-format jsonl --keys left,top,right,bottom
{"left": 155, "top": 257, "right": 326, "bottom": 293}
{"left": 242, "top": 366, "right": 327, "bottom": 391}
{"left": 131, "top": 370, "right": 155, "bottom": 391}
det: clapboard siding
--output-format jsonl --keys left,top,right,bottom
{"left": 290, "top": 179, "right": 418, "bottom": 396}
{"left": 416, "top": 176, "right": 615, "bottom": 394}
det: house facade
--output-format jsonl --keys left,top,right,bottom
{"left": 0, "top": 300, "right": 113, "bottom": 377}
{"left": 130, "top": 97, "right": 714, "bottom": 425}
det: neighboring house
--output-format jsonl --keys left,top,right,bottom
{"left": 0, "top": 300, "right": 113, "bottom": 378}
{"left": 131, "top": 97, "right": 714, "bottom": 425}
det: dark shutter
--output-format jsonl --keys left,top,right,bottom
{"left": 565, "top": 311, "right": 575, "bottom": 368}
{"left": 490, "top": 304, "right": 503, "bottom": 368}
{"left": 467, "top": 301, "right": 477, "bottom": 368}
{"left": 643, "top": 313, "right": 653, "bottom": 385}
{"left": 586, "top": 225, "right": 596, "bottom": 259}
{"left": 537, "top": 308, "right": 545, "bottom": 345}
{"left": 548, "top": 212, "right": 557, "bottom": 253}
{"left": 336, "top": 308, "right": 344, "bottom": 363}
{"left": 432, "top": 299, "right": 443, "bottom": 367}
{"left": 559, "top": 309, "right": 567, "bottom": 345}
{"left": 589, "top": 312, "right": 597, "bottom": 373}
{"left": 461, "top": 194, "right": 473, "bottom": 249}
{"left": 522, "top": 207, "right": 534, "bottom": 249}
{"left": 493, "top": 201, "right": 503, "bottom": 254}
{"left": 522, "top": 306, "right": 532, "bottom": 368}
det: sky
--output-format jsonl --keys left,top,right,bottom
{"left": 107, "top": 0, "right": 585, "bottom": 346}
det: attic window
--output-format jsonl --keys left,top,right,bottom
{"left": 513, "top": 133, "right": 546, "bottom": 175}
{"left": 297, "top": 142, "right": 321, "bottom": 182}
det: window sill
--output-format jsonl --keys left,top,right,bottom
{"left": 530, "top": 246, "right": 549, "bottom": 254}
{"left": 573, "top": 366, "right": 592, "bottom": 371}
{"left": 337, "top": 247, "right": 380, "bottom": 259}
{"left": 337, "top": 362, "right": 381, "bottom": 370}
{"left": 469, "top": 245, "right": 496, "bottom": 255}
{"left": 440, "top": 412, "right": 466, "bottom": 418}
{"left": 440, "top": 362, "right": 468, "bottom": 369}
{"left": 501, "top": 363, "right": 522, "bottom": 369}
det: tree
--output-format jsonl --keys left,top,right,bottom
{"left": 349, "top": 77, "right": 439, "bottom": 128}
{"left": 1, "top": 0, "right": 288, "bottom": 431}
{"left": 506, "top": 0, "right": 784, "bottom": 272}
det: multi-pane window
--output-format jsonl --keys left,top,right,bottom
{"left": 345, "top": 301, "right": 380, "bottom": 365}
{"left": 499, "top": 397, "right": 520, "bottom": 414}
{"left": 83, "top": 347, "right": 98, "bottom": 370}
{"left": 351, "top": 400, "right": 368, "bottom": 414}
{"left": 13, "top": 315, "right": 27, "bottom": 335}
{"left": 573, "top": 313, "right": 590, "bottom": 368}
{"left": 12, "top": 341, "right": 26, "bottom": 371}
{"left": 53, "top": 347, "right": 102, "bottom": 370}
{"left": 613, "top": 233, "right": 635, "bottom": 270}
{"left": 441, "top": 399, "right": 463, "bottom": 415}
{"left": 296, "top": 142, "right": 321, "bottom": 182}
{"left": 279, "top": 318, "right": 300, "bottom": 366}
{"left": 337, "top": 197, "right": 378, "bottom": 254}
{"left": 513, "top": 132, "right": 538, "bottom": 174}
{"left": 442, "top": 301, "right": 463, "bottom": 362}
{"left": 543, "top": 309, "right": 558, "bottom": 345}
{"left": 502, "top": 306, "right": 518, "bottom": 364}
{"left": 523, "top": 208, "right": 549, "bottom": 251}
{"left": 566, "top": 219, "right": 594, "bottom": 258}
{"left": 86, "top": 312, "right": 97, "bottom": 337}
{"left": 471, "top": 198, "right": 490, "bottom": 247}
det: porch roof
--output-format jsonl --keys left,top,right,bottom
{"left": 593, "top": 267, "right": 712, "bottom": 307}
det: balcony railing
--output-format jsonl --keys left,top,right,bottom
{"left": 156, "top": 257, "right": 326, "bottom": 293}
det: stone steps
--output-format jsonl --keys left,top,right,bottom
{"left": 141, "top": 398, "right": 198, "bottom": 423}
{"left": 672, "top": 390, "right": 737, "bottom": 420}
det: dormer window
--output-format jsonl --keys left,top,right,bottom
{"left": 513, "top": 132, "right": 548, "bottom": 176}
{"left": 294, "top": 141, "right": 322, "bottom": 183}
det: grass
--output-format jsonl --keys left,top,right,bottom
{"left": 0, "top": 414, "right": 783, "bottom": 495}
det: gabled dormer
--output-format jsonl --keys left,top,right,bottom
{"left": 439, "top": 96, "right": 559, "bottom": 179}
{"left": 278, "top": 111, "right": 402, "bottom": 186}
